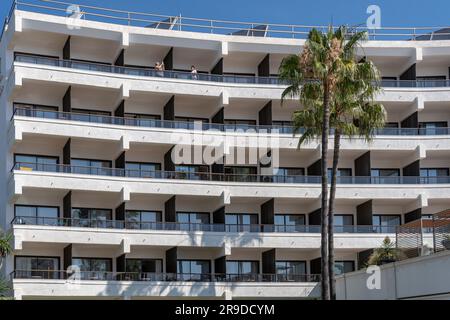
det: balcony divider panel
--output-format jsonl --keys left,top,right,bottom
{"left": 116, "top": 254, "right": 126, "bottom": 273}
{"left": 307, "top": 159, "right": 321, "bottom": 176}
{"left": 356, "top": 200, "right": 373, "bottom": 226}
{"left": 211, "top": 58, "right": 223, "bottom": 75}
{"left": 400, "top": 63, "right": 416, "bottom": 81}
{"left": 261, "top": 198, "right": 274, "bottom": 225}
{"left": 357, "top": 249, "right": 374, "bottom": 269}
{"left": 262, "top": 249, "right": 276, "bottom": 275}
{"left": 310, "top": 257, "right": 321, "bottom": 275}
{"left": 163, "top": 96, "right": 175, "bottom": 121}
{"left": 165, "top": 196, "right": 176, "bottom": 223}
{"left": 63, "top": 191, "right": 72, "bottom": 223}
{"left": 63, "top": 36, "right": 71, "bottom": 60}
{"left": 354, "top": 151, "right": 371, "bottom": 177}
{"left": 401, "top": 111, "right": 419, "bottom": 129}
{"left": 63, "top": 244, "right": 73, "bottom": 274}
{"left": 308, "top": 208, "right": 321, "bottom": 225}
{"left": 62, "top": 86, "right": 71, "bottom": 113}
{"left": 163, "top": 47, "right": 173, "bottom": 71}
{"left": 215, "top": 256, "right": 226, "bottom": 275}
{"left": 211, "top": 107, "right": 224, "bottom": 124}
{"left": 63, "top": 138, "right": 71, "bottom": 165}
{"left": 115, "top": 202, "right": 125, "bottom": 221}
{"left": 258, "top": 101, "right": 272, "bottom": 126}
{"left": 404, "top": 208, "right": 422, "bottom": 224}
{"left": 258, "top": 54, "right": 270, "bottom": 77}
{"left": 164, "top": 147, "right": 175, "bottom": 172}
{"left": 115, "top": 152, "right": 126, "bottom": 170}
{"left": 165, "top": 247, "right": 178, "bottom": 274}
{"left": 213, "top": 206, "right": 225, "bottom": 224}
{"left": 114, "top": 49, "right": 125, "bottom": 66}
{"left": 114, "top": 100, "right": 125, "bottom": 118}
{"left": 402, "top": 160, "right": 420, "bottom": 177}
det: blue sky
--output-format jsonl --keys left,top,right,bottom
{"left": 0, "top": 0, "right": 449, "bottom": 28}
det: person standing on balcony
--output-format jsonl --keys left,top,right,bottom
{"left": 155, "top": 62, "right": 165, "bottom": 77}
{"left": 191, "top": 65, "right": 198, "bottom": 80}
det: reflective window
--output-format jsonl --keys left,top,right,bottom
{"left": 226, "top": 214, "right": 258, "bottom": 232}
{"left": 373, "top": 215, "right": 401, "bottom": 233}
{"left": 71, "top": 158, "right": 112, "bottom": 176}
{"left": 276, "top": 261, "right": 306, "bottom": 281}
{"left": 176, "top": 212, "right": 210, "bottom": 231}
{"left": 14, "top": 205, "right": 59, "bottom": 226}
{"left": 13, "top": 103, "right": 58, "bottom": 119}
{"left": 224, "top": 166, "right": 257, "bottom": 182}
{"left": 334, "top": 261, "right": 355, "bottom": 275}
{"left": 72, "top": 208, "right": 112, "bottom": 228}
{"left": 14, "top": 154, "right": 59, "bottom": 172}
{"left": 72, "top": 258, "right": 112, "bottom": 280}
{"left": 126, "top": 259, "right": 162, "bottom": 273}
{"left": 126, "top": 162, "right": 161, "bottom": 178}
{"left": 274, "top": 214, "right": 305, "bottom": 232}
{"left": 125, "top": 210, "right": 161, "bottom": 229}
{"left": 15, "top": 256, "right": 60, "bottom": 279}
{"left": 71, "top": 108, "right": 112, "bottom": 124}
{"left": 175, "top": 165, "right": 209, "bottom": 180}
{"left": 177, "top": 260, "right": 211, "bottom": 281}
{"left": 226, "top": 261, "right": 259, "bottom": 280}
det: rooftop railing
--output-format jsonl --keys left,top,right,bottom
{"left": 4, "top": 0, "right": 450, "bottom": 41}
{"left": 11, "top": 216, "right": 396, "bottom": 233}
{"left": 14, "top": 54, "right": 450, "bottom": 88}
{"left": 13, "top": 107, "right": 450, "bottom": 136}
{"left": 12, "top": 162, "right": 450, "bottom": 185}
{"left": 11, "top": 270, "right": 321, "bottom": 282}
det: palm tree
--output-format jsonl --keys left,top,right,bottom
{"left": 280, "top": 26, "right": 352, "bottom": 300}
{"left": 280, "top": 26, "right": 386, "bottom": 300}
{"left": 0, "top": 229, "right": 12, "bottom": 297}
{"left": 327, "top": 61, "right": 386, "bottom": 299}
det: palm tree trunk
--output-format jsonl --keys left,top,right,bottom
{"left": 328, "top": 129, "right": 341, "bottom": 300}
{"left": 320, "top": 83, "right": 331, "bottom": 300}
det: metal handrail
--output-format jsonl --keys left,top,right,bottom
{"left": 11, "top": 216, "right": 395, "bottom": 233}
{"left": 12, "top": 107, "right": 450, "bottom": 136}
{"left": 5, "top": 0, "right": 450, "bottom": 40}
{"left": 11, "top": 162, "right": 450, "bottom": 185}
{"left": 11, "top": 269, "right": 321, "bottom": 282}
{"left": 14, "top": 54, "right": 283, "bottom": 85}
{"left": 14, "top": 54, "right": 450, "bottom": 88}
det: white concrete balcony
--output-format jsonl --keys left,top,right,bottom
{"left": 11, "top": 272, "right": 321, "bottom": 300}
{"left": 9, "top": 110, "right": 450, "bottom": 153}
{"left": 9, "top": 165, "right": 450, "bottom": 203}
{"left": 11, "top": 221, "right": 398, "bottom": 251}
{"left": 8, "top": 57, "right": 450, "bottom": 106}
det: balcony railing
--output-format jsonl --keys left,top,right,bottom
{"left": 14, "top": 54, "right": 282, "bottom": 85}
{"left": 5, "top": 0, "right": 450, "bottom": 41}
{"left": 11, "top": 270, "right": 321, "bottom": 283}
{"left": 13, "top": 107, "right": 450, "bottom": 136}
{"left": 11, "top": 216, "right": 397, "bottom": 234}
{"left": 12, "top": 162, "right": 450, "bottom": 185}
{"left": 14, "top": 54, "right": 450, "bottom": 88}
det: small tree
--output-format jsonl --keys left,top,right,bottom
{"left": 367, "top": 236, "right": 399, "bottom": 266}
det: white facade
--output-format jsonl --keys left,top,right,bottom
{"left": 1, "top": 2, "right": 450, "bottom": 300}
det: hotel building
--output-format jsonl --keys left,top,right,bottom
{"left": 0, "top": 0, "right": 449, "bottom": 299}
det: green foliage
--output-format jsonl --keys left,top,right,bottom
{"left": 0, "top": 230, "right": 12, "bottom": 258}
{"left": 367, "top": 236, "right": 399, "bottom": 266}
{"left": 0, "top": 278, "right": 10, "bottom": 298}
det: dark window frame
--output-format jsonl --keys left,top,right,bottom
{"left": 226, "top": 260, "right": 260, "bottom": 274}
{"left": 14, "top": 204, "right": 60, "bottom": 218}
{"left": 71, "top": 158, "right": 112, "bottom": 167}
{"left": 275, "top": 260, "right": 307, "bottom": 275}
{"left": 14, "top": 51, "right": 60, "bottom": 60}
{"left": 125, "top": 258, "right": 163, "bottom": 272}
{"left": 14, "top": 255, "right": 61, "bottom": 271}
{"left": 14, "top": 153, "right": 60, "bottom": 164}
{"left": 71, "top": 108, "right": 112, "bottom": 116}
{"left": 71, "top": 257, "right": 113, "bottom": 271}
